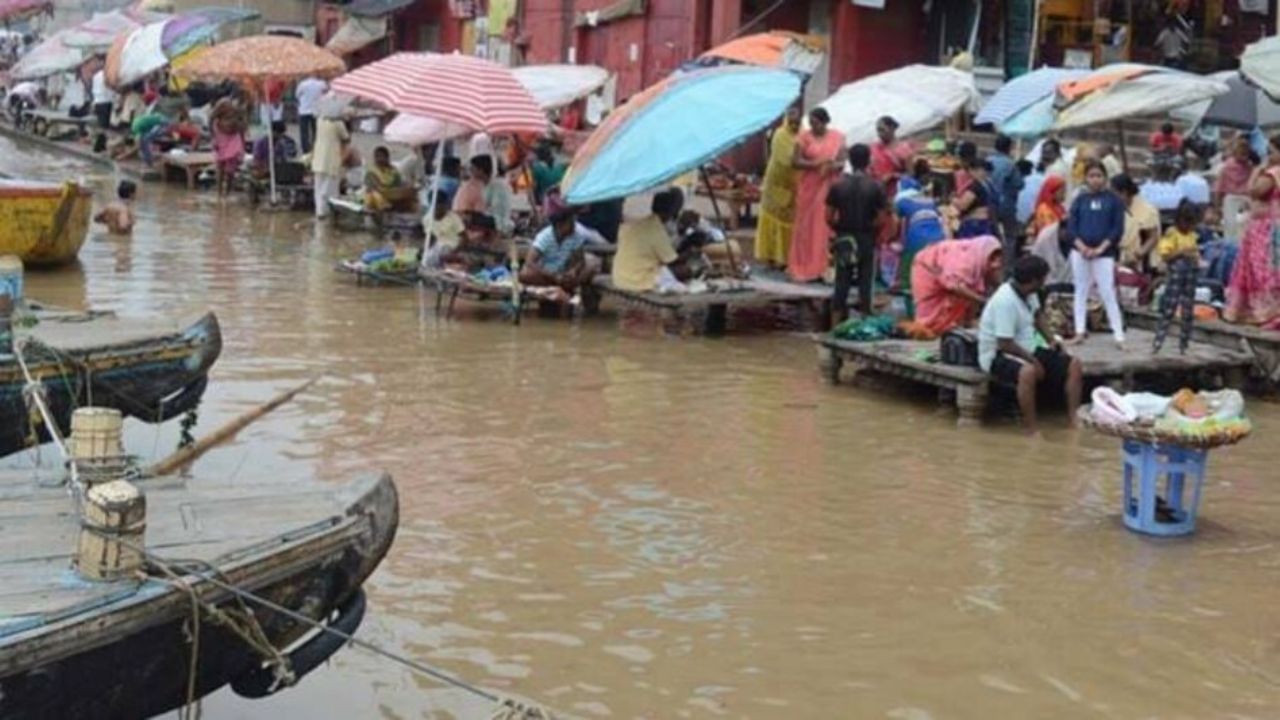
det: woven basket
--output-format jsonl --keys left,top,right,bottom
{"left": 1078, "top": 406, "right": 1252, "bottom": 450}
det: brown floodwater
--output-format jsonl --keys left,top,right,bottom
{"left": 4, "top": 136, "right": 1280, "bottom": 719}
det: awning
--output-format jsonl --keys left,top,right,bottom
{"left": 325, "top": 15, "right": 387, "bottom": 55}
{"left": 574, "top": 0, "right": 644, "bottom": 28}
{"left": 342, "top": 0, "right": 415, "bottom": 17}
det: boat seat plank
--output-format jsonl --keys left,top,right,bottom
{"left": 20, "top": 313, "right": 204, "bottom": 353}
{"left": 0, "top": 474, "right": 383, "bottom": 633}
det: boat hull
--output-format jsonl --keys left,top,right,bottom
{"left": 0, "top": 473, "right": 399, "bottom": 719}
{"left": 0, "top": 181, "right": 91, "bottom": 266}
{"left": 0, "top": 311, "right": 222, "bottom": 458}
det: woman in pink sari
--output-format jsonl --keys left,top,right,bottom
{"left": 788, "top": 108, "right": 846, "bottom": 282}
{"left": 908, "top": 236, "right": 1004, "bottom": 337}
{"left": 1225, "top": 135, "right": 1280, "bottom": 328}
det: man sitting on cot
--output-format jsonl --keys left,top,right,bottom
{"left": 977, "top": 255, "right": 1084, "bottom": 436}
{"left": 612, "top": 188, "right": 691, "bottom": 292}
{"left": 439, "top": 214, "right": 509, "bottom": 272}
{"left": 520, "top": 207, "right": 603, "bottom": 296}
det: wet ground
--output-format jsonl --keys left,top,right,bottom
{"left": 3, "top": 135, "right": 1280, "bottom": 719}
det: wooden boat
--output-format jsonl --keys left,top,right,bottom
{"left": 0, "top": 179, "right": 92, "bottom": 266}
{"left": 0, "top": 468, "right": 399, "bottom": 718}
{"left": 0, "top": 309, "right": 222, "bottom": 458}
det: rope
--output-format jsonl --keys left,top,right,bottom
{"left": 127, "top": 545, "right": 560, "bottom": 719}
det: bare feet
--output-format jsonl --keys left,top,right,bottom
{"left": 1064, "top": 333, "right": 1088, "bottom": 346}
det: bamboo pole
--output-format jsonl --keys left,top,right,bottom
{"left": 144, "top": 377, "right": 318, "bottom": 477}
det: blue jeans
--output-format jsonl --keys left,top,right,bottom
{"left": 140, "top": 123, "right": 171, "bottom": 165}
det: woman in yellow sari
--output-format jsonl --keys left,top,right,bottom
{"left": 755, "top": 106, "right": 801, "bottom": 269}
{"left": 365, "top": 146, "right": 415, "bottom": 213}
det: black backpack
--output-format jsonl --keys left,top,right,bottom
{"left": 940, "top": 328, "right": 980, "bottom": 368}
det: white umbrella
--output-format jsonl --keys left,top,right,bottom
{"left": 9, "top": 29, "right": 85, "bottom": 80}
{"left": 111, "top": 21, "right": 169, "bottom": 89}
{"left": 1242, "top": 35, "right": 1280, "bottom": 102}
{"left": 511, "top": 64, "right": 608, "bottom": 110}
{"left": 818, "top": 64, "right": 978, "bottom": 145}
{"left": 1052, "top": 68, "right": 1230, "bottom": 131}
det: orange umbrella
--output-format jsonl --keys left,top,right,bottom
{"left": 172, "top": 35, "right": 344, "bottom": 92}
{"left": 699, "top": 31, "right": 825, "bottom": 73}
{"left": 174, "top": 36, "right": 344, "bottom": 204}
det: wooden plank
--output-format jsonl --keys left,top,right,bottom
{"left": 820, "top": 330, "right": 1252, "bottom": 382}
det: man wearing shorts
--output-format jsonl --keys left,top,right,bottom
{"left": 978, "top": 255, "right": 1083, "bottom": 435}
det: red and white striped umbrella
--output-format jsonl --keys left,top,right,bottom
{"left": 330, "top": 52, "right": 547, "bottom": 135}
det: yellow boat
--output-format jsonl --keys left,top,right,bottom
{"left": 0, "top": 179, "right": 91, "bottom": 266}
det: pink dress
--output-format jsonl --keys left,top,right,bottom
{"left": 1225, "top": 166, "right": 1280, "bottom": 327}
{"left": 909, "top": 236, "right": 1002, "bottom": 336}
{"left": 212, "top": 122, "right": 244, "bottom": 173}
{"left": 787, "top": 129, "right": 845, "bottom": 282}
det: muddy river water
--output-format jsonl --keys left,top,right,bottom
{"left": 3, "top": 137, "right": 1279, "bottom": 719}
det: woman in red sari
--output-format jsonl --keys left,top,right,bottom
{"left": 1225, "top": 135, "right": 1280, "bottom": 328}
{"left": 788, "top": 108, "right": 846, "bottom": 282}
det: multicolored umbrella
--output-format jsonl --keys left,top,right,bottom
{"left": 174, "top": 35, "right": 344, "bottom": 88}
{"left": 562, "top": 65, "right": 801, "bottom": 204}
{"left": 692, "top": 31, "right": 826, "bottom": 75}
{"left": 382, "top": 63, "right": 608, "bottom": 146}
{"left": 331, "top": 52, "right": 547, "bottom": 135}
{"left": 161, "top": 7, "right": 259, "bottom": 57}
{"left": 0, "top": 0, "right": 50, "bottom": 23}
{"left": 819, "top": 65, "right": 978, "bottom": 146}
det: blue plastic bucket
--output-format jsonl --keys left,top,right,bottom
{"left": 0, "top": 255, "right": 23, "bottom": 304}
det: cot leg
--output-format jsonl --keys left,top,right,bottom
{"left": 955, "top": 384, "right": 988, "bottom": 427}
{"left": 704, "top": 303, "right": 728, "bottom": 336}
{"left": 447, "top": 287, "right": 460, "bottom": 318}
{"left": 818, "top": 345, "right": 843, "bottom": 384}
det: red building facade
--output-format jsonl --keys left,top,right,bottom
{"left": 522, "top": 0, "right": 928, "bottom": 101}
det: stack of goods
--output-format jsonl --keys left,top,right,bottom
{"left": 1087, "top": 387, "right": 1252, "bottom": 448}
{"left": 342, "top": 247, "right": 419, "bottom": 276}
{"left": 703, "top": 166, "right": 761, "bottom": 203}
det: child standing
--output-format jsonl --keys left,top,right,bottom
{"left": 1153, "top": 200, "right": 1202, "bottom": 354}
{"left": 1064, "top": 160, "right": 1126, "bottom": 346}
{"left": 93, "top": 180, "right": 136, "bottom": 235}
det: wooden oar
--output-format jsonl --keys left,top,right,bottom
{"left": 144, "top": 377, "right": 318, "bottom": 477}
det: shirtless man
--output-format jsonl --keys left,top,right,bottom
{"left": 94, "top": 180, "right": 137, "bottom": 235}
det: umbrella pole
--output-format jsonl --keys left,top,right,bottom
{"left": 1116, "top": 119, "right": 1130, "bottom": 174}
{"left": 419, "top": 140, "right": 445, "bottom": 270}
{"left": 261, "top": 104, "right": 278, "bottom": 205}
{"left": 699, "top": 166, "right": 740, "bottom": 277}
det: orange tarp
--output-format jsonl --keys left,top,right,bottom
{"left": 701, "top": 31, "right": 826, "bottom": 68}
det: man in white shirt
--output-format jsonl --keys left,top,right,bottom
{"left": 1175, "top": 160, "right": 1211, "bottom": 206}
{"left": 978, "top": 255, "right": 1083, "bottom": 435}
{"left": 1139, "top": 164, "right": 1187, "bottom": 212}
{"left": 91, "top": 68, "right": 117, "bottom": 131}
{"left": 295, "top": 76, "right": 327, "bottom": 154}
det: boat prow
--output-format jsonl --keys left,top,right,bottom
{"left": 0, "top": 470, "right": 399, "bottom": 718}
{"left": 0, "top": 179, "right": 92, "bottom": 266}
{"left": 0, "top": 310, "right": 223, "bottom": 458}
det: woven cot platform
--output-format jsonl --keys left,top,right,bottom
{"left": 816, "top": 330, "right": 1256, "bottom": 425}
{"left": 593, "top": 276, "right": 833, "bottom": 336}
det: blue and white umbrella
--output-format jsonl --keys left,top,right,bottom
{"left": 975, "top": 67, "right": 1088, "bottom": 128}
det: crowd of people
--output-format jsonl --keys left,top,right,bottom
{"left": 747, "top": 105, "right": 1280, "bottom": 431}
